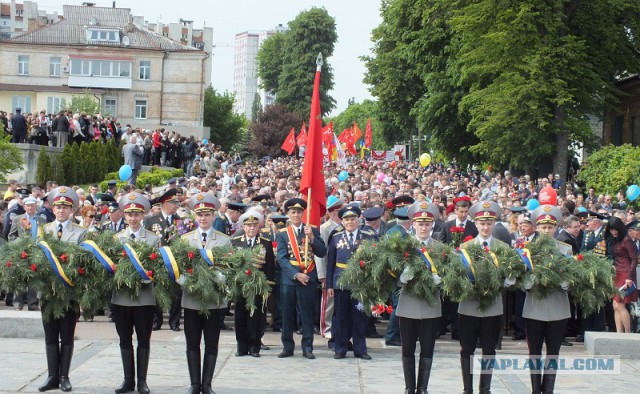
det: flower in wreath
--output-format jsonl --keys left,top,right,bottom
{"left": 449, "top": 226, "right": 465, "bottom": 247}
{"left": 20, "top": 217, "right": 32, "bottom": 231}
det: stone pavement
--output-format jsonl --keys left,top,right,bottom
{"left": 1, "top": 313, "right": 640, "bottom": 393}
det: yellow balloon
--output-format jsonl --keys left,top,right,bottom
{"left": 420, "top": 153, "right": 431, "bottom": 167}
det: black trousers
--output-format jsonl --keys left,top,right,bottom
{"left": 281, "top": 284, "right": 315, "bottom": 353}
{"left": 440, "top": 298, "right": 459, "bottom": 336}
{"left": 399, "top": 316, "right": 440, "bottom": 358}
{"left": 525, "top": 318, "right": 567, "bottom": 359}
{"left": 42, "top": 303, "right": 79, "bottom": 347}
{"left": 184, "top": 308, "right": 222, "bottom": 356}
{"left": 458, "top": 314, "right": 501, "bottom": 359}
{"left": 235, "top": 296, "right": 265, "bottom": 354}
{"left": 112, "top": 305, "right": 155, "bottom": 350}
{"left": 169, "top": 289, "right": 182, "bottom": 328}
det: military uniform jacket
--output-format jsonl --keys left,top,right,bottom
{"left": 316, "top": 220, "right": 341, "bottom": 280}
{"left": 523, "top": 239, "right": 571, "bottom": 321}
{"left": 111, "top": 229, "right": 161, "bottom": 307}
{"left": 581, "top": 227, "right": 606, "bottom": 255}
{"left": 101, "top": 219, "right": 128, "bottom": 233}
{"left": 261, "top": 227, "right": 282, "bottom": 285}
{"left": 144, "top": 212, "right": 182, "bottom": 244}
{"left": 43, "top": 221, "right": 87, "bottom": 244}
{"left": 231, "top": 234, "right": 276, "bottom": 285}
{"left": 396, "top": 236, "right": 443, "bottom": 320}
{"left": 326, "top": 228, "right": 378, "bottom": 290}
{"left": 212, "top": 213, "right": 232, "bottom": 235}
{"left": 181, "top": 229, "right": 231, "bottom": 310}
{"left": 385, "top": 223, "right": 410, "bottom": 238}
{"left": 276, "top": 224, "right": 327, "bottom": 287}
{"left": 458, "top": 237, "right": 509, "bottom": 317}
{"left": 7, "top": 213, "right": 47, "bottom": 241}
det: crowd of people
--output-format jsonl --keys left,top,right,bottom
{"left": 1, "top": 139, "right": 638, "bottom": 393}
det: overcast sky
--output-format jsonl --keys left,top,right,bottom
{"left": 37, "top": 0, "right": 383, "bottom": 115}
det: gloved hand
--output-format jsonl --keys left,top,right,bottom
{"left": 399, "top": 266, "right": 414, "bottom": 284}
{"left": 560, "top": 281, "right": 570, "bottom": 291}
{"left": 176, "top": 275, "right": 187, "bottom": 286}
{"left": 356, "top": 302, "right": 364, "bottom": 312}
{"left": 523, "top": 277, "right": 534, "bottom": 290}
{"left": 504, "top": 277, "right": 516, "bottom": 288}
{"left": 432, "top": 274, "right": 442, "bottom": 286}
{"left": 214, "top": 271, "right": 227, "bottom": 284}
{"left": 141, "top": 279, "right": 152, "bottom": 284}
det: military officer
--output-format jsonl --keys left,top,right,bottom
{"left": 458, "top": 201, "right": 508, "bottom": 394}
{"left": 262, "top": 213, "right": 289, "bottom": 332}
{"left": 327, "top": 205, "right": 377, "bottom": 360}
{"left": 231, "top": 211, "right": 275, "bottom": 357}
{"left": 276, "top": 198, "right": 327, "bottom": 359}
{"left": 180, "top": 192, "right": 230, "bottom": 394}
{"left": 578, "top": 211, "right": 607, "bottom": 340}
{"left": 523, "top": 205, "right": 572, "bottom": 394}
{"left": 38, "top": 187, "right": 87, "bottom": 392}
{"left": 213, "top": 200, "right": 245, "bottom": 236}
{"left": 101, "top": 201, "right": 127, "bottom": 232}
{"left": 385, "top": 195, "right": 415, "bottom": 233}
{"left": 112, "top": 192, "right": 161, "bottom": 394}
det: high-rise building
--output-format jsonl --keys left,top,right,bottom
{"left": 233, "top": 24, "right": 285, "bottom": 120}
{"left": 0, "top": 0, "right": 61, "bottom": 40}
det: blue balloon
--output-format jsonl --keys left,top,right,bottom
{"left": 338, "top": 170, "right": 349, "bottom": 182}
{"left": 577, "top": 206, "right": 587, "bottom": 213}
{"left": 202, "top": 139, "right": 209, "bottom": 145}
{"left": 119, "top": 164, "right": 133, "bottom": 182}
{"left": 626, "top": 184, "right": 640, "bottom": 202}
{"left": 526, "top": 198, "right": 540, "bottom": 211}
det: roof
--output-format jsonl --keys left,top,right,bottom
{"left": 3, "top": 5, "right": 198, "bottom": 52}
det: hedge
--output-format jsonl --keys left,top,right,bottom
{"left": 99, "top": 167, "right": 184, "bottom": 192}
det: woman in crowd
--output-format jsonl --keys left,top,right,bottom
{"left": 606, "top": 216, "right": 638, "bottom": 333}
{"left": 80, "top": 205, "right": 99, "bottom": 232}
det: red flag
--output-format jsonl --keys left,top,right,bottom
{"left": 281, "top": 127, "right": 296, "bottom": 155}
{"left": 299, "top": 54, "right": 327, "bottom": 227}
{"left": 321, "top": 122, "right": 334, "bottom": 147}
{"left": 297, "top": 122, "right": 307, "bottom": 147}
{"left": 352, "top": 121, "right": 363, "bottom": 142}
{"left": 364, "top": 118, "right": 372, "bottom": 148}
{"left": 338, "top": 128, "right": 357, "bottom": 156}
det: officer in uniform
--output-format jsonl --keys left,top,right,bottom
{"left": 523, "top": 205, "right": 572, "bottom": 394}
{"left": 101, "top": 201, "right": 127, "bottom": 232}
{"left": 112, "top": 192, "right": 161, "bottom": 394}
{"left": 38, "top": 187, "right": 87, "bottom": 393}
{"left": 578, "top": 211, "right": 607, "bottom": 340}
{"left": 262, "top": 213, "right": 289, "bottom": 332}
{"left": 213, "top": 201, "right": 245, "bottom": 236}
{"left": 37, "top": 192, "right": 55, "bottom": 223}
{"left": 361, "top": 206, "right": 385, "bottom": 236}
{"left": 231, "top": 211, "right": 275, "bottom": 357}
{"left": 276, "top": 198, "right": 327, "bottom": 359}
{"left": 458, "top": 201, "right": 508, "bottom": 394}
{"left": 2, "top": 187, "right": 30, "bottom": 240}
{"left": 181, "top": 192, "right": 230, "bottom": 394}
{"left": 327, "top": 205, "right": 377, "bottom": 360}
{"left": 385, "top": 195, "right": 415, "bottom": 233}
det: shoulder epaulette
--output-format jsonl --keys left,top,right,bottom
{"left": 361, "top": 230, "right": 376, "bottom": 236}
{"left": 71, "top": 223, "right": 85, "bottom": 229}
{"left": 181, "top": 230, "right": 195, "bottom": 239}
{"left": 215, "top": 230, "right": 230, "bottom": 238}
{"left": 260, "top": 236, "right": 270, "bottom": 242}
{"left": 230, "top": 235, "right": 244, "bottom": 240}
{"left": 333, "top": 230, "right": 345, "bottom": 236}
{"left": 278, "top": 228, "right": 288, "bottom": 233}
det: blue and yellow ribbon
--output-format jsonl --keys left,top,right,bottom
{"left": 458, "top": 248, "right": 476, "bottom": 284}
{"left": 418, "top": 248, "right": 438, "bottom": 274}
{"left": 200, "top": 248, "right": 215, "bottom": 266}
{"left": 159, "top": 246, "right": 180, "bottom": 283}
{"left": 37, "top": 241, "right": 74, "bottom": 287}
{"left": 516, "top": 248, "right": 534, "bottom": 271}
{"left": 123, "top": 243, "right": 153, "bottom": 282}
{"left": 80, "top": 240, "right": 116, "bottom": 274}
{"left": 487, "top": 250, "right": 500, "bottom": 268}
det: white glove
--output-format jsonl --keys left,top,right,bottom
{"left": 36, "top": 291, "right": 42, "bottom": 300}
{"left": 214, "top": 271, "right": 227, "bottom": 284}
{"left": 356, "top": 302, "right": 364, "bottom": 312}
{"left": 504, "top": 277, "right": 516, "bottom": 288}
{"left": 400, "top": 266, "right": 414, "bottom": 284}
{"left": 560, "top": 281, "right": 570, "bottom": 291}
{"left": 523, "top": 277, "right": 534, "bottom": 290}
{"left": 141, "top": 279, "right": 152, "bottom": 284}
{"left": 176, "top": 275, "right": 187, "bottom": 286}
{"left": 432, "top": 274, "right": 442, "bottom": 286}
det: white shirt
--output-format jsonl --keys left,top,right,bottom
{"left": 127, "top": 227, "right": 143, "bottom": 240}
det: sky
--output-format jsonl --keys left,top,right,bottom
{"left": 36, "top": 0, "right": 383, "bottom": 116}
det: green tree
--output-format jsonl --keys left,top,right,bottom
{"left": 248, "top": 104, "right": 302, "bottom": 158}
{"left": 577, "top": 144, "right": 640, "bottom": 196}
{"left": 0, "top": 124, "right": 23, "bottom": 182}
{"left": 35, "top": 146, "right": 53, "bottom": 187}
{"left": 257, "top": 7, "right": 338, "bottom": 120}
{"left": 69, "top": 90, "right": 100, "bottom": 114}
{"left": 328, "top": 100, "right": 386, "bottom": 150}
{"left": 203, "top": 86, "right": 247, "bottom": 151}
{"left": 251, "top": 92, "right": 263, "bottom": 121}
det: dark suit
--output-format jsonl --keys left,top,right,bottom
{"left": 231, "top": 235, "right": 275, "bottom": 355}
{"left": 443, "top": 219, "right": 479, "bottom": 244}
{"left": 276, "top": 224, "right": 326, "bottom": 354}
{"left": 512, "top": 232, "right": 538, "bottom": 337}
{"left": 556, "top": 230, "right": 579, "bottom": 255}
{"left": 580, "top": 227, "right": 608, "bottom": 333}
{"left": 122, "top": 141, "right": 144, "bottom": 185}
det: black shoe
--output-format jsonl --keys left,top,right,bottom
{"left": 277, "top": 351, "right": 293, "bottom": 358}
{"left": 313, "top": 327, "right": 321, "bottom": 335}
{"left": 451, "top": 333, "right": 459, "bottom": 340}
{"left": 366, "top": 332, "right": 383, "bottom": 338}
{"left": 152, "top": 325, "right": 162, "bottom": 331}
{"left": 170, "top": 326, "right": 181, "bottom": 332}
{"left": 334, "top": 352, "right": 346, "bottom": 359}
{"left": 512, "top": 333, "right": 525, "bottom": 340}
{"left": 250, "top": 352, "right": 260, "bottom": 358}
{"left": 302, "top": 351, "right": 315, "bottom": 360}
{"left": 28, "top": 305, "right": 40, "bottom": 311}
{"left": 59, "top": 377, "right": 72, "bottom": 392}
{"left": 561, "top": 339, "right": 573, "bottom": 346}
{"left": 385, "top": 340, "right": 401, "bottom": 346}
{"left": 235, "top": 351, "right": 248, "bottom": 357}
{"left": 220, "top": 323, "right": 233, "bottom": 331}
{"left": 38, "top": 376, "right": 59, "bottom": 392}
{"left": 355, "top": 353, "right": 372, "bottom": 360}
{"left": 260, "top": 344, "right": 270, "bottom": 351}
{"left": 575, "top": 335, "right": 584, "bottom": 343}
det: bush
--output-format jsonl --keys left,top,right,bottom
{"left": 35, "top": 146, "right": 53, "bottom": 187}
{"left": 577, "top": 144, "right": 640, "bottom": 196}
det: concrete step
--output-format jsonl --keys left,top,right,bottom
{"left": 585, "top": 331, "right": 640, "bottom": 359}
{"left": 0, "top": 310, "right": 43, "bottom": 338}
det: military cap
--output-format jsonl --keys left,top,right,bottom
{"left": 227, "top": 201, "right": 247, "bottom": 212}
{"left": 284, "top": 198, "right": 307, "bottom": 211}
{"left": 16, "top": 188, "right": 31, "bottom": 198}
{"left": 407, "top": 201, "right": 439, "bottom": 222}
{"left": 47, "top": 186, "right": 79, "bottom": 208}
{"left": 106, "top": 201, "right": 120, "bottom": 211}
{"left": 94, "top": 193, "right": 115, "bottom": 204}
{"left": 394, "top": 206, "right": 410, "bottom": 221}
{"left": 509, "top": 206, "right": 527, "bottom": 213}
{"left": 168, "top": 177, "right": 177, "bottom": 185}
{"left": 576, "top": 210, "right": 605, "bottom": 222}
{"left": 189, "top": 192, "right": 220, "bottom": 213}
{"left": 521, "top": 211, "right": 533, "bottom": 224}
{"left": 119, "top": 192, "right": 150, "bottom": 213}
{"left": 627, "top": 220, "right": 640, "bottom": 231}
{"left": 362, "top": 206, "right": 384, "bottom": 221}
{"left": 251, "top": 194, "right": 271, "bottom": 203}
{"left": 327, "top": 195, "right": 344, "bottom": 212}
{"left": 23, "top": 196, "right": 37, "bottom": 205}
{"left": 469, "top": 201, "right": 501, "bottom": 221}
{"left": 107, "top": 180, "right": 118, "bottom": 187}
{"left": 239, "top": 211, "right": 264, "bottom": 224}
{"left": 269, "top": 214, "right": 289, "bottom": 224}
{"left": 338, "top": 204, "right": 361, "bottom": 219}
{"left": 391, "top": 195, "right": 415, "bottom": 208}
{"left": 158, "top": 188, "right": 180, "bottom": 204}
{"left": 531, "top": 205, "right": 563, "bottom": 227}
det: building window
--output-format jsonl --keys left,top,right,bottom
{"left": 104, "top": 97, "right": 117, "bottom": 117}
{"left": 134, "top": 99, "right": 147, "bottom": 119}
{"left": 139, "top": 60, "right": 151, "bottom": 80}
{"left": 49, "top": 56, "right": 61, "bottom": 77}
{"left": 87, "top": 28, "right": 119, "bottom": 43}
{"left": 69, "top": 59, "right": 132, "bottom": 78}
{"left": 18, "top": 55, "right": 29, "bottom": 75}
{"left": 46, "top": 96, "right": 64, "bottom": 114}
{"left": 12, "top": 96, "right": 31, "bottom": 113}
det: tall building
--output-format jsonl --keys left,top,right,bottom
{"left": 233, "top": 24, "right": 285, "bottom": 120}
{"left": 0, "top": 0, "right": 61, "bottom": 40}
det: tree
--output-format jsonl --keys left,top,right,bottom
{"left": 69, "top": 90, "right": 100, "bottom": 115}
{"left": 0, "top": 124, "right": 24, "bottom": 183}
{"left": 248, "top": 104, "right": 302, "bottom": 159}
{"left": 251, "top": 92, "right": 263, "bottom": 121}
{"left": 203, "top": 86, "right": 247, "bottom": 151}
{"left": 35, "top": 146, "right": 53, "bottom": 187}
{"left": 257, "top": 7, "right": 338, "bottom": 120}
{"left": 328, "top": 100, "right": 386, "bottom": 150}
{"left": 577, "top": 144, "right": 640, "bottom": 196}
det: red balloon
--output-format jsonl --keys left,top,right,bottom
{"left": 390, "top": 160, "right": 397, "bottom": 168}
{"left": 538, "top": 186, "right": 557, "bottom": 205}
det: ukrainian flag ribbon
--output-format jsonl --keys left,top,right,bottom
{"left": 418, "top": 248, "right": 438, "bottom": 274}
{"left": 487, "top": 250, "right": 500, "bottom": 268}
{"left": 80, "top": 240, "right": 116, "bottom": 274}
{"left": 458, "top": 248, "right": 476, "bottom": 284}
{"left": 37, "top": 241, "right": 74, "bottom": 287}
{"left": 516, "top": 248, "right": 534, "bottom": 271}
{"left": 159, "top": 246, "right": 180, "bottom": 283}
{"left": 200, "top": 248, "right": 215, "bottom": 266}
{"left": 123, "top": 243, "right": 153, "bottom": 282}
